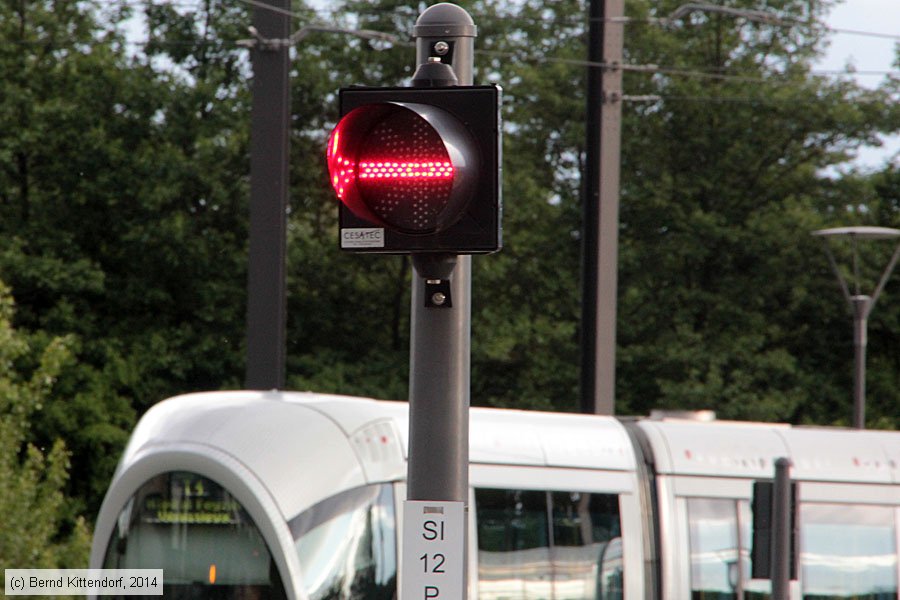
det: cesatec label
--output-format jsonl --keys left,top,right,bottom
{"left": 401, "top": 500, "right": 465, "bottom": 600}
{"left": 341, "top": 228, "right": 385, "bottom": 248}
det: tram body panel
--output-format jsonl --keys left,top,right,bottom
{"left": 636, "top": 419, "right": 790, "bottom": 479}
{"left": 468, "top": 408, "right": 636, "bottom": 470}
{"left": 123, "top": 391, "right": 372, "bottom": 519}
{"left": 778, "top": 427, "right": 896, "bottom": 484}
{"left": 113, "top": 392, "right": 265, "bottom": 473}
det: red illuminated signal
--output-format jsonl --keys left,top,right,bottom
{"left": 329, "top": 86, "right": 501, "bottom": 254}
{"left": 326, "top": 102, "right": 474, "bottom": 235}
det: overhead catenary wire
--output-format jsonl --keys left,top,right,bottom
{"left": 98, "top": 33, "right": 900, "bottom": 82}
{"left": 19, "top": 0, "right": 897, "bottom": 88}
{"left": 94, "top": 0, "right": 900, "bottom": 43}
{"left": 46, "top": 35, "right": 896, "bottom": 85}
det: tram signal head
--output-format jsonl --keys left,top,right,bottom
{"left": 326, "top": 85, "right": 501, "bottom": 254}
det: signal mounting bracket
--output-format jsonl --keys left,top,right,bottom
{"left": 424, "top": 279, "right": 452, "bottom": 308}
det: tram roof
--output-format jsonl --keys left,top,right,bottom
{"left": 639, "top": 416, "right": 900, "bottom": 484}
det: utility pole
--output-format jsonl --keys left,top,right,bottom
{"left": 244, "top": 0, "right": 290, "bottom": 389}
{"left": 581, "top": 0, "right": 623, "bottom": 415}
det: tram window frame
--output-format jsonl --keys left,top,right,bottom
{"left": 102, "top": 470, "right": 287, "bottom": 599}
{"left": 474, "top": 487, "right": 624, "bottom": 600}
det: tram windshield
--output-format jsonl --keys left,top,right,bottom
{"left": 103, "top": 471, "right": 286, "bottom": 599}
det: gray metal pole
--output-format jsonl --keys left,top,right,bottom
{"left": 581, "top": 0, "right": 623, "bottom": 415}
{"left": 245, "top": 0, "right": 290, "bottom": 390}
{"left": 407, "top": 0, "right": 475, "bottom": 510}
{"left": 771, "top": 457, "right": 792, "bottom": 600}
{"left": 405, "top": 7, "right": 476, "bottom": 599}
{"left": 851, "top": 296, "right": 870, "bottom": 429}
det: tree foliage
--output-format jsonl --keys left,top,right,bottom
{"left": 0, "top": 282, "right": 91, "bottom": 568}
{"left": 0, "top": 0, "right": 251, "bottom": 515}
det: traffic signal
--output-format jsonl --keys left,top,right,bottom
{"left": 327, "top": 85, "right": 501, "bottom": 254}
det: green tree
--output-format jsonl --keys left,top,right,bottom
{"left": 0, "top": 0, "right": 254, "bottom": 514}
{"left": 0, "top": 282, "right": 91, "bottom": 569}
{"left": 613, "top": 0, "right": 897, "bottom": 423}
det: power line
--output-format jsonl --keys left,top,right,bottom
{"left": 7, "top": 34, "right": 896, "bottom": 84}
{"left": 102, "top": 0, "right": 900, "bottom": 43}
{"left": 825, "top": 26, "right": 900, "bottom": 41}
{"left": 475, "top": 48, "right": 899, "bottom": 85}
{"left": 229, "top": 0, "right": 292, "bottom": 19}
{"left": 11, "top": 0, "right": 900, "bottom": 85}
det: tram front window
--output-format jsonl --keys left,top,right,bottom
{"left": 103, "top": 471, "right": 286, "bottom": 599}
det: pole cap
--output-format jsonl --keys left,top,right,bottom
{"left": 413, "top": 3, "right": 477, "bottom": 38}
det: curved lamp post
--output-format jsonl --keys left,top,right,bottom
{"left": 812, "top": 226, "right": 900, "bottom": 428}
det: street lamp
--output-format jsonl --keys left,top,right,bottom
{"left": 812, "top": 226, "right": 900, "bottom": 429}
{"left": 664, "top": 2, "right": 787, "bottom": 26}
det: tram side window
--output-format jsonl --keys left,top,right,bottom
{"left": 800, "top": 503, "right": 896, "bottom": 600}
{"left": 687, "top": 498, "right": 769, "bottom": 600}
{"left": 475, "top": 488, "right": 623, "bottom": 600}
{"left": 102, "top": 471, "right": 286, "bottom": 599}
{"left": 291, "top": 484, "right": 396, "bottom": 600}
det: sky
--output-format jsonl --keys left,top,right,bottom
{"left": 817, "top": 0, "right": 900, "bottom": 170}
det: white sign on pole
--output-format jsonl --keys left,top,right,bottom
{"left": 401, "top": 500, "right": 465, "bottom": 600}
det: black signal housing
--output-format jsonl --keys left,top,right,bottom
{"left": 327, "top": 85, "right": 501, "bottom": 254}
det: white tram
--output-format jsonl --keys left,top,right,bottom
{"left": 90, "top": 390, "right": 900, "bottom": 599}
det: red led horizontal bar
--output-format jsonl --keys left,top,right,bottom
{"left": 358, "top": 161, "right": 454, "bottom": 180}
